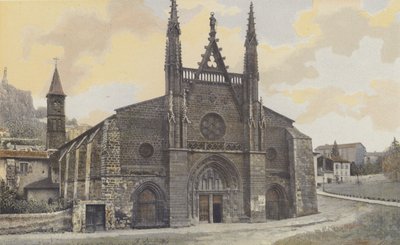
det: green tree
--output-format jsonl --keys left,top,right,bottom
{"left": 382, "top": 138, "right": 400, "bottom": 182}
{"left": 0, "top": 179, "right": 17, "bottom": 213}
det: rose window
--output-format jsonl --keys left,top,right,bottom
{"left": 200, "top": 113, "right": 226, "bottom": 140}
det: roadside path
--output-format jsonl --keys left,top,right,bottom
{"left": 317, "top": 190, "right": 400, "bottom": 207}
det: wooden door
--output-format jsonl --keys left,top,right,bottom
{"left": 85, "top": 205, "right": 105, "bottom": 232}
{"left": 199, "top": 195, "right": 209, "bottom": 222}
{"left": 138, "top": 190, "right": 157, "bottom": 226}
{"left": 266, "top": 189, "right": 280, "bottom": 220}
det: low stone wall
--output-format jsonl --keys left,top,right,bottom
{"left": 0, "top": 209, "right": 72, "bottom": 235}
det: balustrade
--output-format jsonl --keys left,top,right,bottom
{"left": 182, "top": 67, "right": 243, "bottom": 85}
{"left": 187, "top": 140, "right": 242, "bottom": 151}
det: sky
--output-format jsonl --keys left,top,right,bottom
{"left": 0, "top": 0, "right": 399, "bottom": 152}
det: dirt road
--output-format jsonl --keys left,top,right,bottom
{"left": 0, "top": 196, "right": 374, "bottom": 245}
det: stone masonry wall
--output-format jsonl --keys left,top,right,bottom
{"left": 265, "top": 126, "right": 290, "bottom": 171}
{"left": 287, "top": 127, "right": 318, "bottom": 217}
{"left": 186, "top": 82, "right": 243, "bottom": 143}
{"left": 116, "top": 97, "right": 167, "bottom": 175}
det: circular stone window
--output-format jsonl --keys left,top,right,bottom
{"left": 266, "top": 147, "right": 277, "bottom": 160}
{"left": 200, "top": 113, "right": 226, "bottom": 140}
{"left": 139, "top": 143, "right": 154, "bottom": 158}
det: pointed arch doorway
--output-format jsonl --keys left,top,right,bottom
{"left": 266, "top": 185, "right": 288, "bottom": 220}
{"left": 188, "top": 155, "right": 242, "bottom": 224}
{"left": 132, "top": 182, "right": 168, "bottom": 228}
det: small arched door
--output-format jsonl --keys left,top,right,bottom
{"left": 137, "top": 189, "right": 157, "bottom": 226}
{"left": 266, "top": 187, "right": 288, "bottom": 220}
{"left": 133, "top": 185, "right": 166, "bottom": 228}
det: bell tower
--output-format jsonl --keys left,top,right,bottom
{"left": 46, "top": 59, "right": 66, "bottom": 150}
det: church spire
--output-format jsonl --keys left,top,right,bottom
{"left": 244, "top": 2, "right": 259, "bottom": 103}
{"left": 2, "top": 67, "right": 7, "bottom": 85}
{"left": 165, "top": 0, "right": 183, "bottom": 95}
{"left": 47, "top": 58, "right": 66, "bottom": 97}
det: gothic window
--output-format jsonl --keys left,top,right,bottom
{"left": 266, "top": 148, "right": 277, "bottom": 160}
{"left": 200, "top": 113, "right": 226, "bottom": 140}
{"left": 198, "top": 168, "right": 223, "bottom": 191}
{"left": 139, "top": 143, "right": 154, "bottom": 158}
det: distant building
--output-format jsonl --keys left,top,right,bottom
{"left": 364, "top": 152, "right": 384, "bottom": 165}
{"left": 314, "top": 141, "right": 351, "bottom": 185}
{"left": 0, "top": 149, "right": 58, "bottom": 202}
{"left": 314, "top": 153, "right": 334, "bottom": 186}
{"left": 315, "top": 142, "right": 366, "bottom": 165}
{"left": 0, "top": 137, "right": 43, "bottom": 151}
{"left": 66, "top": 124, "right": 91, "bottom": 141}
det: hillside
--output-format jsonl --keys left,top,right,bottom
{"left": 0, "top": 80, "right": 46, "bottom": 142}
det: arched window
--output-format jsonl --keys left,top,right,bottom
{"left": 198, "top": 168, "right": 223, "bottom": 191}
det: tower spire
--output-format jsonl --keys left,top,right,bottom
{"left": 2, "top": 67, "right": 7, "bottom": 85}
{"left": 244, "top": 2, "right": 259, "bottom": 103}
{"left": 165, "top": 0, "right": 183, "bottom": 95}
{"left": 47, "top": 58, "right": 65, "bottom": 97}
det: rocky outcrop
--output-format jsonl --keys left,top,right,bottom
{"left": 0, "top": 82, "right": 45, "bottom": 142}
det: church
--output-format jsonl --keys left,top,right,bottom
{"left": 47, "top": 1, "right": 318, "bottom": 232}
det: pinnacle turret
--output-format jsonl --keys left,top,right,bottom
{"left": 165, "top": 0, "right": 183, "bottom": 95}
{"left": 244, "top": 2, "right": 259, "bottom": 103}
{"left": 167, "top": 0, "right": 181, "bottom": 37}
{"left": 245, "top": 2, "right": 257, "bottom": 46}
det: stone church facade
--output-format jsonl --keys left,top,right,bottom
{"left": 49, "top": 1, "right": 317, "bottom": 232}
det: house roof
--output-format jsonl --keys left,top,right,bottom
{"left": 328, "top": 155, "right": 351, "bottom": 163}
{"left": 24, "top": 178, "right": 58, "bottom": 190}
{"left": 315, "top": 142, "right": 365, "bottom": 151}
{"left": 0, "top": 150, "right": 48, "bottom": 160}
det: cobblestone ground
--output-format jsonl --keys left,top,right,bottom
{"left": 0, "top": 196, "right": 374, "bottom": 245}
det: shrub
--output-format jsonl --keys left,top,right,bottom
{"left": 0, "top": 180, "right": 68, "bottom": 214}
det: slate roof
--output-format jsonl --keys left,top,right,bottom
{"left": 315, "top": 142, "right": 365, "bottom": 150}
{"left": 47, "top": 68, "right": 65, "bottom": 96}
{"left": 0, "top": 150, "right": 48, "bottom": 159}
{"left": 24, "top": 178, "right": 58, "bottom": 190}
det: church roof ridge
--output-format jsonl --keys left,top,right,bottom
{"left": 263, "top": 105, "right": 295, "bottom": 123}
{"left": 115, "top": 95, "right": 166, "bottom": 112}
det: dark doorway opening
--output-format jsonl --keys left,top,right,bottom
{"left": 212, "top": 195, "right": 222, "bottom": 223}
{"left": 85, "top": 205, "right": 105, "bottom": 232}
